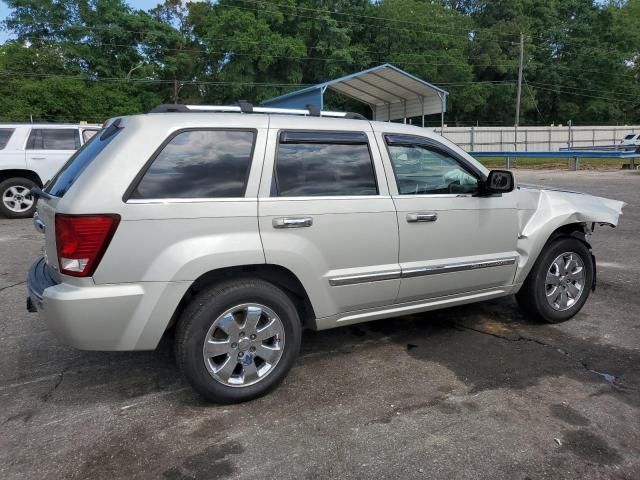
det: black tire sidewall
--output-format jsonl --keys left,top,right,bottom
{"left": 526, "top": 237, "right": 594, "bottom": 323}
{"left": 176, "top": 279, "right": 301, "bottom": 403}
{"left": 0, "top": 178, "right": 38, "bottom": 219}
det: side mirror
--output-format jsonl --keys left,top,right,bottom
{"left": 483, "top": 170, "right": 515, "bottom": 194}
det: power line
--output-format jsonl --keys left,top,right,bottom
{"left": 527, "top": 82, "right": 636, "bottom": 104}
{"left": 523, "top": 75, "right": 546, "bottom": 124}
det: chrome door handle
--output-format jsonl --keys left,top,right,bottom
{"left": 30, "top": 156, "right": 46, "bottom": 160}
{"left": 273, "top": 217, "right": 313, "bottom": 229}
{"left": 407, "top": 212, "right": 438, "bottom": 223}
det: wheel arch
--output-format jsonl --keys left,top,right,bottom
{"left": 167, "top": 264, "right": 318, "bottom": 333}
{"left": 0, "top": 170, "right": 43, "bottom": 187}
{"left": 514, "top": 221, "right": 595, "bottom": 289}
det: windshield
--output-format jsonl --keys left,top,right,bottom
{"left": 624, "top": 134, "right": 636, "bottom": 140}
{"left": 45, "top": 127, "right": 121, "bottom": 197}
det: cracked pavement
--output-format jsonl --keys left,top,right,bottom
{"left": 1, "top": 169, "right": 639, "bottom": 479}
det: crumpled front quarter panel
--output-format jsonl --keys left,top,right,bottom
{"left": 514, "top": 187, "right": 625, "bottom": 284}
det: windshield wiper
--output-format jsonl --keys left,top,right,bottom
{"left": 31, "top": 187, "right": 53, "bottom": 200}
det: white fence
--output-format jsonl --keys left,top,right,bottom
{"left": 439, "top": 125, "right": 640, "bottom": 152}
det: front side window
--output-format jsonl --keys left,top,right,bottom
{"left": 386, "top": 136, "right": 478, "bottom": 195}
{"left": 130, "top": 129, "right": 255, "bottom": 199}
{"left": 26, "top": 128, "right": 80, "bottom": 150}
{"left": 0, "top": 128, "right": 15, "bottom": 149}
{"left": 274, "top": 131, "right": 378, "bottom": 197}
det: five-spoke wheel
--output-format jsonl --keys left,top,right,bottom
{"left": 0, "top": 177, "right": 38, "bottom": 219}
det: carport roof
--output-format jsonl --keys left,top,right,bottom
{"left": 261, "top": 64, "right": 448, "bottom": 123}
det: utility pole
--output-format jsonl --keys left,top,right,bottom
{"left": 515, "top": 32, "right": 524, "bottom": 127}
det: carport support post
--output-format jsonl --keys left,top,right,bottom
{"left": 505, "top": 156, "right": 511, "bottom": 169}
{"left": 421, "top": 97, "right": 425, "bottom": 128}
{"left": 440, "top": 93, "right": 446, "bottom": 134}
{"left": 572, "top": 156, "right": 579, "bottom": 171}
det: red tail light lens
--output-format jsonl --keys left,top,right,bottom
{"left": 55, "top": 214, "right": 120, "bottom": 277}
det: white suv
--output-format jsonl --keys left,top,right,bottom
{"left": 26, "top": 104, "right": 624, "bottom": 403}
{"left": 0, "top": 123, "right": 100, "bottom": 218}
{"left": 621, "top": 133, "right": 640, "bottom": 147}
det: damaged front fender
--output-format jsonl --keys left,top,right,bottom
{"left": 513, "top": 186, "right": 625, "bottom": 285}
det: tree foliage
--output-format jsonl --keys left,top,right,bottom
{"left": 1, "top": 0, "right": 638, "bottom": 125}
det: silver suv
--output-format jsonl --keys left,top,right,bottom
{"left": 27, "top": 104, "right": 625, "bottom": 403}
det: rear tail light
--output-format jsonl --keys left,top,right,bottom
{"left": 55, "top": 214, "right": 120, "bottom": 277}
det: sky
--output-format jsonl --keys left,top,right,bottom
{"left": 0, "top": 0, "right": 164, "bottom": 43}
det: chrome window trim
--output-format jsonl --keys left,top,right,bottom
{"left": 402, "top": 258, "right": 516, "bottom": 278}
{"left": 126, "top": 197, "right": 254, "bottom": 204}
{"left": 328, "top": 270, "right": 402, "bottom": 287}
{"left": 260, "top": 195, "right": 391, "bottom": 202}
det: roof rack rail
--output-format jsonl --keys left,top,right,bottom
{"left": 148, "top": 103, "right": 366, "bottom": 120}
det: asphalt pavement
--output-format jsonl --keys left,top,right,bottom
{"left": 1, "top": 169, "right": 639, "bottom": 480}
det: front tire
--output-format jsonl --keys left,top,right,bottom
{"left": 0, "top": 177, "right": 38, "bottom": 219}
{"left": 175, "top": 278, "right": 302, "bottom": 403}
{"left": 516, "top": 237, "right": 594, "bottom": 323}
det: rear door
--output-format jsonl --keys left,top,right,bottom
{"left": 377, "top": 131, "right": 519, "bottom": 303}
{"left": 25, "top": 128, "right": 80, "bottom": 183}
{"left": 258, "top": 117, "right": 400, "bottom": 319}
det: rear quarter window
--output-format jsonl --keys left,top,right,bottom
{"left": 46, "top": 127, "right": 121, "bottom": 197}
{"left": 0, "top": 128, "right": 15, "bottom": 149}
{"left": 129, "top": 129, "right": 255, "bottom": 199}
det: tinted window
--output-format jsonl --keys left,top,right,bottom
{"left": 46, "top": 128, "right": 121, "bottom": 197}
{"left": 131, "top": 130, "right": 255, "bottom": 199}
{"left": 274, "top": 131, "right": 377, "bottom": 196}
{"left": 386, "top": 137, "right": 478, "bottom": 195}
{"left": 0, "top": 128, "right": 14, "bottom": 149}
{"left": 27, "top": 129, "right": 80, "bottom": 150}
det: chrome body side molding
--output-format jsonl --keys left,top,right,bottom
{"left": 328, "top": 270, "right": 402, "bottom": 286}
{"left": 328, "top": 257, "right": 517, "bottom": 286}
{"left": 401, "top": 258, "right": 516, "bottom": 278}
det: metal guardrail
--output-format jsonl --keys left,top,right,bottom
{"left": 470, "top": 150, "right": 640, "bottom": 171}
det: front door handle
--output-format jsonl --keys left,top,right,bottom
{"left": 30, "top": 156, "right": 46, "bottom": 160}
{"left": 407, "top": 212, "right": 438, "bottom": 223}
{"left": 273, "top": 217, "right": 313, "bottom": 229}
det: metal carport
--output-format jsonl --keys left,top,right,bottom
{"left": 261, "top": 64, "right": 448, "bottom": 128}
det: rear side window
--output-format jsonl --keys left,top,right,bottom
{"left": 46, "top": 127, "right": 121, "bottom": 197}
{"left": 274, "top": 131, "right": 377, "bottom": 197}
{"left": 130, "top": 129, "right": 255, "bottom": 199}
{"left": 27, "top": 128, "right": 80, "bottom": 150}
{"left": 0, "top": 128, "right": 14, "bottom": 149}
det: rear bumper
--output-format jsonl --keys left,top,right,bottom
{"left": 26, "top": 257, "right": 191, "bottom": 351}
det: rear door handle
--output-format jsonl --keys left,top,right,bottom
{"left": 273, "top": 217, "right": 313, "bottom": 229}
{"left": 407, "top": 212, "right": 438, "bottom": 223}
{"left": 29, "top": 156, "right": 46, "bottom": 160}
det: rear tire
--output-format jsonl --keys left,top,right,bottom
{"left": 516, "top": 237, "right": 594, "bottom": 323}
{"left": 175, "top": 278, "right": 302, "bottom": 403}
{"left": 0, "top": 177, "right": 38, "bottom": 219}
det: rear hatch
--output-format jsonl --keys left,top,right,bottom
{"left": 36, "top": 120, "right": 123, "bottom": 275}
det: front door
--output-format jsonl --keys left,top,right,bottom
{"left": 258, "top": 120, "right": 400, "bottom": 319}
{"left": 378, "top": 132, "right": 519, "bottom": 303}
